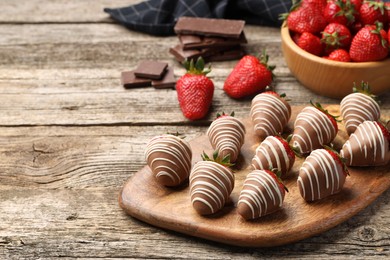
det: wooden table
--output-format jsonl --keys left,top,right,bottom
{"left": 1, "top": 1, "right": 389, "bottom": 258}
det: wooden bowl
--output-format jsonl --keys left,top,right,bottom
{"left": 281, "top": 24, "right": 390, "bottom": 99}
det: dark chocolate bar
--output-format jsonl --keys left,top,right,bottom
{"left": 208, "top": 48, "right": 246, "bottom": 62}
{"left": 174, "top": 17, "right": 245, "bottom": 38}
{"left": 134, "top": 60, "right": 168, "bottom": 79}
{"left": 179, "top": 33, "right": 247, "bottom": 50}
{"left": 169, "top": 44, "right": 239, "bottom": 63}
{"left": 121, "top": 71, "right": 152, "bottom": 88}
{"left": 152, "top": 66, "right": 176, "bottom": 89}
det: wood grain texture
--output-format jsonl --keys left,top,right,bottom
{"left": 120, "top": 105, "right": 390, "bottom": 247}
{"left": 0, "top": 0, "right": 389, "bottom": 257}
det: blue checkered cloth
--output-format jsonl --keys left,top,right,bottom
{"left": 104, "top": 0, "right": 293, "bottom": 36}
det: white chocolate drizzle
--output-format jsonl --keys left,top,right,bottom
{"left": 190, "top": 161, "right": 234, "bottom": 215}
{"left": 340, "top": 92, "right": 380, "bottom": 135}
{"left": 250, "top": 93, "right": 291, "bottom": 139}
{"left": 251, "top": 136, "right": 291, "bottom": 176}
{"left": 207, "top": 116, "right": 246, "bottom": 162}
{"left": 237, "top": 170, "right": 284, "bottom": 219}
{"left": 292, "top": 106, "right": 337, "bottom": 154}
{"left": 340, "top": 121, "right": 390, "bottom": 166}
{"left": 145, "top": 134, "right": 192, "bottom": 186}
{"left": 297, "top": 149, "right": 345, "bottom": 201}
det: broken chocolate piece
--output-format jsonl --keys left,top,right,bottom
{"left": 169, "top": 44, "right": 241, "bottom": 63}
{"left": 121, "top": 71, "right": 152, "bottom": 88}
{"left": 134, "top": 60, "right": 168, "bottom": 79}
{"left": 208, "top": 48, "right": 246, "bottom": 62}
{"left": 152, "top": 66, "right": 176, "bottom": 89}
{"left": 174, "top": 17, "right": 245, "bottom": 38}
{"left": 179, "top": 33, "right": 247, "bottom": 50}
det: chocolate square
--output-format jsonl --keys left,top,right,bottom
{"left": 121, "top": 71, "right": 152, "bottom": 88}
{"left": 152, "top": 66, "right": 176, "bottom": 89}
{"left": 134, "top": 60, "right": 168, "bottom": 79}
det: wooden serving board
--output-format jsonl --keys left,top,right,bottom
{"left": 119, "top": 105, "right": 390, "bottom": 247}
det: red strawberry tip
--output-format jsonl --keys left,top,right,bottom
{"left": 216, "top": 111, "right": 235, "bottom": 119}
{"left": 183, "top": 56, "right": 211, "bottom": 76}
{"left": 324, "top": 145, "right": 349, "bottom": 176}
{"left": 375, "top": 121, "right": 390, "bottom": 145}
{"left": 263, "top": 86, "right": 289, "bottom": 100}
{"left": 201, "top": 150, "right": 234, "bottom": 168}
{"left": 275, "top": 134, "right": 302, "bottom": 159}
{"left": 266, "top": 167, "right": 289, "bottom": 193}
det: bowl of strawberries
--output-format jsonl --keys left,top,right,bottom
{"left": 281, "top": 0, "right": 390, "bottom": 99}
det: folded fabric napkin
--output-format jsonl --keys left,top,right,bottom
{"left": 104, "top": 0, "right": 292, "bottom": 36}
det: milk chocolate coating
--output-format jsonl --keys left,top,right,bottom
{"left": 190, "top": 161, "right": 234, "bottom": 215}
{"left": 145, "top": 135, "right": 192, "bottom": 187}
{"left": 340, "top": 121, "right": 390, "bottom": 166}
{"left": 252, "top": 136, "right": 294, "bottom": 177}
{"left": 297, "top": 149, "right": 346, "bottom": 201}
{"left": 250, "top": 93, "right": 291, "bottom": 139}
{"left": 340, "top": 92, "right": 380, "bottom": 135}
{"left": 207, "top": 116, "right": 246, "bottom": 162}
{"left": 291, "top": 106, "right": 337, "bottom": 154}
{"left": 237, "top": 170, "right": 285, "bottom": 220}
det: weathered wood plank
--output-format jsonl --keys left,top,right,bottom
{"left": 0, "top": 0, "right": 138, "bottom": 23}
{"left": 0, "top": 187, "right": 389, "bottom": 258}
{"left": 0, "top": 24, "right": 280, "bottom": 69}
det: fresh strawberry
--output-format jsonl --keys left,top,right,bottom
{"left": 323, "top": 0, "right": 358, "bottom": 26}
{"left": 321, "top": 23, "right": 352, "bottom": 52}
{"left": 297, "top": 32, "right": 324, "bottom": 56}
{"left": 291, "top": 101, "right": 339, "bottom": 154}
{"left": 283, "top": 2, "right": 327, "bottom": 34}
{"left": 349, "top": 0, "right": 363, "bottom": 11}
{"left": 291, "top": 32, "right": 301, "bottom": 44}
{"left": 340, "top": 81, "right": 380, "bottom": 135}
{"left": 302, "top": 0, "right": 328, "bottom": 13}
{"left": 298, "top": 148, "right": 348, "bottom": 201}
{"left": 190, "top": 151, "right": 235, "bottom": 215}
{"left": 386, "top": 3, "right": 390, "bottom": 26}
{"left": 350, "top": 22, "right": 389, "bottom": 62}
{"left": 223, "top": 52, "right": 274, "bottom": 99}
{"left": 341, "top": 121, "right": 390, "bottom": 166}
{"left": 176, "top": 57, "right": 214, "bottom": 120}
{"left": 250, "top": 90, "right": 291, "bottom": 139}
{"left": 252, "top": 135, "right": 298, "bottom": 177}
{"left": 359, "top": 0, "right": 388, "bottom": 26}
{"left": 207, "top": 112, "right": 246, "bottom": 162}
{"left": 326, "top": 49, "right": 352, "bottom": 61}
{"left": 237, "top": 169, "right": 287, "bottom": 220}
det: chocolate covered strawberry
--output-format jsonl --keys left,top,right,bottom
{"left": 190, "top": 151, "right": 235, "bottom": 215}
{"left": 340, "top": 121, "right": 390, "bottom": 166}
{"left": 252, "top": 135, "right": 297, "bottom": 178}
{"left": 176, "top": 57, "right": 214, "bottom": 120}
{"left": 350, "top": 22, "right": 389, "bottom": 62}
{"left": 340, "top": 82, "right": 381, "bottom": 135}
{"left": 145, "top": 134, "right": 192, "bottom": 187}
{"left": 207, "top": 112, "right": 246, "bottom": 163}
{"left": 237, "top": 169, "right": 287, "bottom": 220}
{"left": 298, "top": 148, "right": 348, "bottom": 201}
{"left": 223, "top": 52, "right": 274, "bottom": 99}
{"left": 250, "top": 90, "right": 291, "bottom": 139}
{"left": 291, "top": 102, "right": 339, "bottom": 154}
